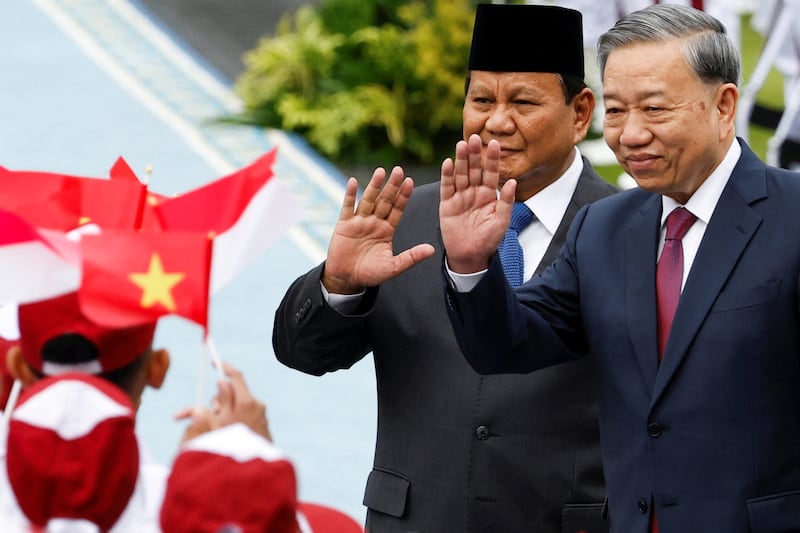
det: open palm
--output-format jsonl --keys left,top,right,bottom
{"left": 440, "top": 135, "right": 516, "bottom": 274}
{"left": 323, "top": 166, "right": 435, "bottom": 294}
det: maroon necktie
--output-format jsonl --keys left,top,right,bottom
{"left": 656, "top": 207, "right": 697, "bottom": 360}
{"left": 652, "top": 207, "right": 697, "bottom": 531}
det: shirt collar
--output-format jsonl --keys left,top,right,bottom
{"left": 522, "top": 146, "right": 583, "bottom": 235}
{"left": 661, "top": 139, "right": 741, "bottom": 226}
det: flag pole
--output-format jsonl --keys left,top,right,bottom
{"left": 205, "top": 334, "right": 226, "bottom": 381}
{"left": 2, "top": 379, "right": 22, "bottom": 426}
{"left": 195, "top": 338, "right": 207, "bottom": 408}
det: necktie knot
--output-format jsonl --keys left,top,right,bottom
{"left": 509, "top": 202, "right": 534, "bottom": 233}
{"left": 664, "top": 207, "right": 697, "bottom": 241}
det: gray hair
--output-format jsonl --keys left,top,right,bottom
{"left": 597, "top": 4, "right": 740, "bottom": 86}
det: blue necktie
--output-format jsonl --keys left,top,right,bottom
{"left": 499, "top": 202, "right": 534, "bottom": 287}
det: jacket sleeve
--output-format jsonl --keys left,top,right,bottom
{"left": 272, "top": 262, "right": 376, "bottom": 376}
{"left": 444, "top": 208, "right": 592, "bottom": 376}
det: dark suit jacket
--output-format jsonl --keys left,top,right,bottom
{"left": 274, "top": 160, "right": 617, "bottom": 532}
{"left": 446, "top": 142, "right": 800, "bottom": 532}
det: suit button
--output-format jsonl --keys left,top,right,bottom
{"left": 637, "top": 499, "right": 648, "bottom": 513}
{"left": 475, "top": 425, "right": 490, "bottom": 440}
{"left": 647, "top": 422, "right": 663, "bottom": 438}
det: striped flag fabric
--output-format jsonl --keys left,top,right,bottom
{"left": 0, "top": 209, "right": 81, "bottom": 305}
{"left": 153, "top": 148, "right": 305, "bottom": 292}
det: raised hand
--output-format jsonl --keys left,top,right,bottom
{"left": 322, "top": 166, "right": 435, "bottom": 294}
{"left": 440, "top": 134, "right": 516, "bottom": 274}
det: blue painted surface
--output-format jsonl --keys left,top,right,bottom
{"left": 1, "top": 0, "right": 375, "bottom": 522}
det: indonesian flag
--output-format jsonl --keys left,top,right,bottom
{"left": 0, "top": 167, "right": 147, "bottom": 231}
{"left": 0, "top": 209, "right": 81, "bottom": 305}
{"left": 154, "top": 149, "right": 305, "bottom": 292}
{"left": 79, "top": 230, "right": 212, "bottom": 328}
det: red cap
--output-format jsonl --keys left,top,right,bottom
{"left": 160, "top": 423, "right": 299, "bottom": 533}
{"left": 6, "top": 373, "right": 139, "bottom": 530}
{"left": 17, "top": 292, "right": 156, "bottom": 375}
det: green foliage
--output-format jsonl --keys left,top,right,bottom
{"left": 234, "top": 0, "right": 476, "bottom": 166}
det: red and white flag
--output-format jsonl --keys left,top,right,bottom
{"left": 154, "top": 149, "right": 305, "bottom": 292}
{"left": 0, "top": 209, "right": 81, "bottom": 305}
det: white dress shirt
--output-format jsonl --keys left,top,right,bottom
{"left": 658, "top": 139, "right": 741, "bottom": 290}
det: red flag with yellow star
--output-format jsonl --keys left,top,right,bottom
{"left": 78, "top": 230, "right": 212, "bottom": 328}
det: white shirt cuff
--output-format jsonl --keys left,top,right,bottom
{"left": 445, "top": 258, "right": 487, "bottom": 292}
{"left": 321, "top": 281, "right": 365, "bottom": 315}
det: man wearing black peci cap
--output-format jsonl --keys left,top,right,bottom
{"left": 273, "top": 4, "right": 616, "bottom": 532}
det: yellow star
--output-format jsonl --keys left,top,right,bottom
{"left": 128, "top": 253, "right": 185, "bottom": 312}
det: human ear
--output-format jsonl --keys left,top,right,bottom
{"left": 146, "top": 348, "right": 170, "bottom": 390}
{"left": 716, "top": 82, "right": 738, "bottom": 140}
{"left": 572, "top": 87, "right": 596, "bottom": 143}
{"left": 6, "top": 346, "right": 36, "bottom": 386}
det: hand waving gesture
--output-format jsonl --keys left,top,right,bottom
{"left": 440, "top": 135, "right": 516, "bottom": 274}
{"left": 322, "top": 166, "right": 435, "bottom": 294}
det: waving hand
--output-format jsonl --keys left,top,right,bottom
{"left": 323, "top": 166, "right": 435, "bottom": 294}
{"left": 440, "top": 135, "right": 516, "bottom": 274}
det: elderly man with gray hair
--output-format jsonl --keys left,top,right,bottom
{"left": 440, "top": 4, "right": 800, "bottom": 532}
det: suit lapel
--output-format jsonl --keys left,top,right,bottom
{"left": 651, "top": 143, "right": 767, "bottom": 404}
{"left": 536, "top": 160, "right": 615, "bottom": 274}
{"left": 625, "top": 195, "right": 662, "bottom": 392}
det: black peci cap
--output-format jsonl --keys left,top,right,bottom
{"left": 467, "top": 3, "right": 585, "bottom": 78}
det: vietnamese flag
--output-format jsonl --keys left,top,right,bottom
{"left": 0, "top": 167, "right": 147, "bottom": 230}
{"left": 79, "top": 230, "right": 212, "bottom": 328}
{"left": 0, "top": 209, "right": 81, "bottom": 305}
{"left": 154, "top": 149, "right": 305, "bottom": 292}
